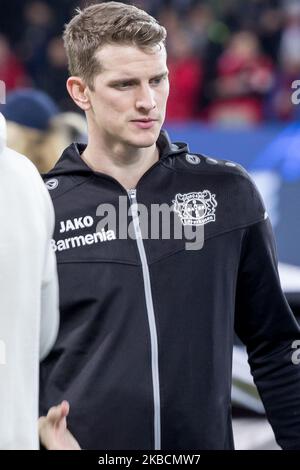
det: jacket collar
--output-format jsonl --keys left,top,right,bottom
{"left": 47, "top": 129, "right": 189, "bottom": 177}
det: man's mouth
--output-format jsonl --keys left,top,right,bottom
{"left": 130, "top": 118, "right": 158, "bottom": 129}
{"left": 131, "top": 118, "right": 158, "bottom": 122}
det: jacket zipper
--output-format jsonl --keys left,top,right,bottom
{"left": 128, "top": 188, "right": 161, "bottom": 450}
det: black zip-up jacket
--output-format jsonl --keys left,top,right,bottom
{"left": 40, "top": 130, "right": 300, "bottom": 450}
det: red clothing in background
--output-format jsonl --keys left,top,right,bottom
{"left": 166, "top": 57, "right": 202, "bottom": 121}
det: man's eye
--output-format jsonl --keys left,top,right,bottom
{"left": 117, "top": 82, "right": 133, "bottom": 88}
{"left": 151, "top": 78, "right": 162, "bottom": 85}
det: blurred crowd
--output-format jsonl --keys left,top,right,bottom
{"left": 1, "top": 0, "right": 300, "bottom": 127}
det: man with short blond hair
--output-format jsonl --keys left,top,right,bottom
{"left": 40, "top": 2, "right": 300, "bottom": 450}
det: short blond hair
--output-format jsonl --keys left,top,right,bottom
{"left": 63, "top": 2, "right": 167, "bottom": 89}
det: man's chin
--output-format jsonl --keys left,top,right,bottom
{"left": 127, "top": 128, "right": 161, "bottom": 148}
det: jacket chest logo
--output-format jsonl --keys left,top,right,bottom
{"left": 59, "top": 216, "right": 94, "bottom": 233}
{"left": 173, "top": 190, "right": 217, "bottom": 226}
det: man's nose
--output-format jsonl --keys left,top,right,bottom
{"left": 135, "top": 85, "right": 156, "bottom": 111}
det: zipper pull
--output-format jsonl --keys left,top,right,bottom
{"left": 128, "top": 189, "right": 137, "bottom": 201}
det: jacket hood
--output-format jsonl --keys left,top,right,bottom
{"left": 46, "top": 129, "right": 189, "bottom": 177}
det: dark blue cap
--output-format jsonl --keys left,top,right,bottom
{"left": 1, "top": 88, "right": 59, "bottom": 131}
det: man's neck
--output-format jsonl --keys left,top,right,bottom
{"left": 81, "top": 139, "right": 159, "bottom": 190}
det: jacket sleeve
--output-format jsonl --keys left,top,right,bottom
{"left": 235, "top": 216, "right": 300, "bottom": 450}
{"left": 39, "top": 181, "right": 59, "bottom": 361}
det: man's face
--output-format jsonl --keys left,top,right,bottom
{"left": 86, "top": 43, "right": 169, "bottom": 148}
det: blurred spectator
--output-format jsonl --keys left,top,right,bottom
{"left": 279, "top": 0, "right": 300, "bottom": 66}
{"left": 258, "top": 7, "right": 282, "bottom": 62}
{"left": 0, "top": 34, "right": 30, "bottom": 91}
{"left": 166, "top": 29, "right": 203, "bottom": 121}
{"left": 186, "top": 4, "right": 218, "bottom": 56}
{"left": 20, "top": 1, "right": 55, "bottom": 78}
{"left": 265, "top": 1, "right": 300, "bottom": 121}
{"left": 158, "top": 6, "right": 180, "bottom": 39}
{"left": 186, "top": 3, "right": 229, "bottom": 114}
{"left": 37, "top": 36, "right": 73, "bottom": 111}
{"left": 1, "top": 88, "right": 86, "bottom": 173}
{"left": 208, "top": 31, "right": 274, "bottom": 125}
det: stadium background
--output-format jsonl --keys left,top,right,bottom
{"left": 1, "top": 0, "right": 300, "bottom": 450}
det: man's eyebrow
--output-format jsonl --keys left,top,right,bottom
{"left": 107, "top": 71, "right": 169, "bottom": 84}
{"left": 152, "top": 71, "right": 169, "bottom": 80}
{"left": 152, "top": 71, "right": 169, "bottom": 78}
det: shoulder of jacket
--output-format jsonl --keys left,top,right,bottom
{"left": 173, "top": 151, "right": 250, "bottom": 177}
{"left": 172, "top": 151, "right": 266, "bottom": 225}
{"left": 42, "top": 171, "right": 91, "bottom": 203}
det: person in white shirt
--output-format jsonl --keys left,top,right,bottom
{"left": 0, "top": 112, "right": 59, "bottom": 449}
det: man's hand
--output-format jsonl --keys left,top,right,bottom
{"left": 38, "top": 400, "right": 81, "bottom": 450}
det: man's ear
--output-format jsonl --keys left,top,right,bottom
{"left": 66, "top": 77, "right": 91, "bottom": 111}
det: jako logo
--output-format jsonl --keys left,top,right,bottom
{"left": 45, "top": 178, "right": 58, "bottom": 190}
{"left": 59, "top": 216, "right": 94, "bottom": 233}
